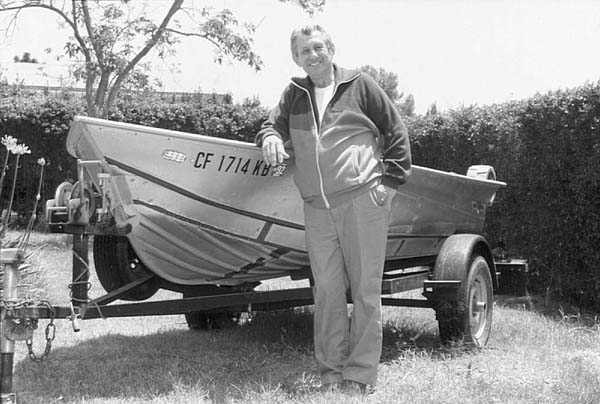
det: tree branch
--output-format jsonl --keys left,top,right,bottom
{"left": 278, "top": 0, "right": 325, "bottom": 16}
{"left": 80, "top": 0, "right": 110, "bottom": 108}
{"left": 165, "top": 27, "right": 222, "bottom": 47}
{"left": 103, "top": 0, "right": 184, "bottom": 116}
{"left": 1, "top": 3, "right": 74, "bottom": 35}
{"left": 163, "top": 27, "right": 261, "bottom": 69}
{"left": 80, "top": 0, "right": 104, "bottom": 66}
{"left": 70, "top": 0, "right": 90, "bottom": 60}
{"left": 0, "top": 2, "right": 92, "bottom": 64}
{"left": 68, "top": 0, "right": 97, "bottom": 116}
{"left": 0, "top": 1, "right": 99, "bottom": 113}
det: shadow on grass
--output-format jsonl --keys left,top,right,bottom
{"left": 14, "top": 309, "right": 463, "bottom": 403}
{"left": 381, "top": 320, "right": 477, "bottom": 364}
{"left": 495, "top": 293, "right": 600, "bottom": 328}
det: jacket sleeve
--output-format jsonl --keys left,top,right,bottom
{"left": 255, "top": 85, "right": 293, "bottom": 147}
{"left": 360, "top": 74, "right": 412, "bottom": 189}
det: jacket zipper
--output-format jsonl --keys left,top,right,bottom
{"left": 292, "top": 82, "right": 330, "bottom": 208}
{"left": 291, "top": 73, "right": 360, "bottom": 209}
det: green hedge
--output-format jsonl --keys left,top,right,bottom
{"left": 408, "top": 83, "right": 600, "bottom": 309}
{"left": 0, "top": 87, "right": 84, "bottom": 224}
{"left": 512, "top": 85, "right": 600, "bottom": 308}
{"left": 0, "top": 86, "right": 267, "bottom": 223}
{"left": 109, "top": 94, "right": 266, "bottom": 142}
{"left": 2, "top": 82, "right": 600, "bottom": 309}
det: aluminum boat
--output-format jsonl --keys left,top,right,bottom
{"left": 48, "top": 116, "right": 505, "bottom": 286}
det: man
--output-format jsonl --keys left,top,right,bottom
{"left": 256, "top": 25, "right": 411, "bottom": 391}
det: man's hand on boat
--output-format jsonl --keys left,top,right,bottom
{"left": 262, "top": 135, "right": 290, "bottom": 167}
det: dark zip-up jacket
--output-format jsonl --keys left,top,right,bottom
{"left": 256, "top": 65, "right": 411, "bottom": 208}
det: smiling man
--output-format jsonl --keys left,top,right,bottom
{"left": 255, "top": 25, "right": 411, "bottom": 393}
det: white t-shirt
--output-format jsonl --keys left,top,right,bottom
{"left": 314, "top": 84, "right": 335, "bottom": 125}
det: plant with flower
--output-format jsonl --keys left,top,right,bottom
{"left": 0, "top": 136, "right": 45, "bottom": 291}
{"left": 0, "top": 135, "right": 18, "bottom": 200}
{"left": 0, "top": 135, "right": 32, "bottom": 239}
{"left": 18, "top": 158, "right": 46, "bottom": 252}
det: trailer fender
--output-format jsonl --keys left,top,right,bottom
{"left": 434, "top": 233, "right": 498, "bottom": 291}
{"left": 431, "top": 233, "right": 497, "bottom": 347}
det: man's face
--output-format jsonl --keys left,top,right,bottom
{"left": 293, "top": 32, "right": 334, "bottom": 79}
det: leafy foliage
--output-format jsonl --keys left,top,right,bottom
{"left": 0, "top": 0, "right": 324, "bottom": 118}
{"left": 359, "top": 65, "right": 401, "bottom": 102}
{"left": 358, "top": 65, "right": 415, "bottom": 116}
{"left": 279, "top": 0, "right": 326, "bottom": 15}
{"left": 408, "top": 83, "right": 600, "bottom": 309}
{"left": 0, "top": 84, "right": 267, "bottom": 224}
{"left": 13, "top": 52, "right": 38, "bottom": 63}
{"left": 512, "top": 85, "right": 600, "bottom": 308}
{"left": 110, "top": 93, "right": 268, "bottom": 142}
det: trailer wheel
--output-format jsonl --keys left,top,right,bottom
{"left": 436, "top": 255, "right": 493, "bottom": 347}
{"left": 93, "top": 235, "right": 159, "bottom": 301}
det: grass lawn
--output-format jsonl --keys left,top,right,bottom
{"left": 3, "top": 232, "right": 600, "bottom": 404}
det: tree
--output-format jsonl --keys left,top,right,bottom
{"left": 358, "top": 64, "right": 415, "bottom": 116}
{"left": 398, "top": 93, "right": 415, "bottom": 117}
{"left": 359, "top": 64, "right": 400, "bottom": 102}
{"left": 0, "top": 0, "right": 325, "bottom": 118}
{"left": 426, "top": 102, "right": 438, "bottom": 116}
{"left": 13, "top": 51, "right": 38, "bottom": 63}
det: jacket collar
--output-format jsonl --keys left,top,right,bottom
{"left": 291, "top": 64, "right": 361, "bottom": 91}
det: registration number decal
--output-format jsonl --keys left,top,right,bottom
{"left": 194, "top": 152, "right": 273, "bottom": 177}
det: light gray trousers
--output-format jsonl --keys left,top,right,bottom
{"left": 304, "top": 185, "right": 392, "bottom": 386}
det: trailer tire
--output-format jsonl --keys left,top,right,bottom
{"left": 93, "top": 235, "right": 159, "bottom": 301}
{"left": 432, "top": 234, "right": 495, "bottom": 347}
{"left": 435, "top": 255, "right": 493, "bottom": 347}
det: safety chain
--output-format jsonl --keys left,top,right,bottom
{"left": 25, "top": 301, "right": 56, "bottom": 362}
{"left": 1, "top": 299, "right": 57, "bottom": 362}
{"left": 1, "top": 299, "right": 29, "bottom": 311}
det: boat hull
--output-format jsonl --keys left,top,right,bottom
{"left": 64, "top": 116, "right": 505, "bottom": 285}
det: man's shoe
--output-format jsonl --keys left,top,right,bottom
{"left": 342, "top": 380, "right": 376, "bottom": 395}
{"left": 318, "top": 381, "right": 341, "bottom": 393}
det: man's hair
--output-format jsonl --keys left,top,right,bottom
{"left": 290, "top": 25, "right": 335, "bottom": 58}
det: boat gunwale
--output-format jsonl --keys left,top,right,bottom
{"left": 72, "top": 115, "right": 260, "bottom": 150}
{"left": 410, "top": 165, "right": 507, "bottom": 188}
{"left": 71, "top": 115, "right": 506, "bottom": 188}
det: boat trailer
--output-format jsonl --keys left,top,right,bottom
{"left": 1, "top": 222, "right": 527, "bottom": 403}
